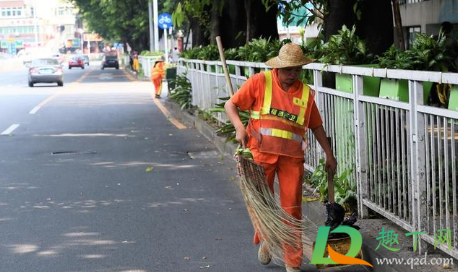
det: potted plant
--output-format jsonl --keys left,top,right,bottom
{"left": 196, "top": 44, "right": 220, "bottom": 73}
{"left": 236, "top": 38, "right": 284, "bottom": 77}
{"left": 378, "top": 33, "right": 452, "bottom": 104}
{"left": 319, "top": 25, "right": 380, "bottom": 97}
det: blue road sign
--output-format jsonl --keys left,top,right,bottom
{"left": 158, "top": 13, "right": 172, "bottom": 29}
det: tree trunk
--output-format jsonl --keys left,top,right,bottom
{"left": 209, "top": 0, "right": 221, "bottom": 45}
{"left": 244, "top": 0, "right": 252, "bottom": 44}
{"left": 323, "top": 0, "right": 356, "bottom": 41}
{"left": 246, "top": 0, "right": 278, "bottom": 41}
{"left": 392, "top": 0, "right": 405, "bottom": 50}
{"left": 324, "top": 0, "right": 393, "bottom": 55}
{"left": 190, "top": 17, "right": 208, "bottom": 47}
{"left": 356, "top": 0, "right": 394, "bottom": 55}
{"left": 219, "top": 0, "right": 247, "bottom": 48}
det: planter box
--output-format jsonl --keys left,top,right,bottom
{"left": 379, "top": 79, "right": 432, "bottom": 104}
{"left": 448, "top": 85, "right": 458, "bottom": 111}
{"left": 335, "top": 64, "right": 380, "bottom": 97}
{"left": 209, "top": 65, "right": 223, "bottom": 73}
{"left": 228, "top": 64, "right": 235, "bottom": 75}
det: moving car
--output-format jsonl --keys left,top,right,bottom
{"left": 28, "top": 58, "right": 63, "bottom": 87}
{"left": 81, "top": 54, "right": 90, "bottom": 66}
{"left": 101, "top": 55, "right": 119, "bottom": 69}
{"left": 68, "top": 55, "right": 84, "bottom": 69}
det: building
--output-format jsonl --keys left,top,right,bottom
{"left": 399, "top": 0, "right": 458, "bottom": 48}
{"left": 0, "top": 0, "right": 87, "bottom": 55}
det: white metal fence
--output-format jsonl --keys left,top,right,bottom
{"left": 177, "top": 58, "right": 458, "bottom": 258}
{"left": 138, "top": 55, "right": 163, "bottom": 78}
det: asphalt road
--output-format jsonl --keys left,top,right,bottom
{"left": 0, "top": 61, "right": 268, "bottom": 272}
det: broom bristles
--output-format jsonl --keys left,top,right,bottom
{"left": 236, "top": 155, "right": 306, "bottom": 265}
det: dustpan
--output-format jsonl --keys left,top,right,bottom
{"left": 311, "top": 161, "right": 364, "bottom": 269}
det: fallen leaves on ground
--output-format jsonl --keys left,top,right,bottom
{"left": 302, "top": 196, "right": 319, "bottom": 202}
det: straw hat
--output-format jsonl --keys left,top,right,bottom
{"left": 265, "top": 43, "right": 314, "bottom": 68}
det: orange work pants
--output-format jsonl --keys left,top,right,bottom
{"left": 253, "top": 155, "right": 304, "bottom": 267}
{"left": 152, "top": 76, "right": 163, "bottom": 96}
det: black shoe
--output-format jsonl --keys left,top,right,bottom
{"left": 155, "top": 95, "right": 161, "bottom": 98}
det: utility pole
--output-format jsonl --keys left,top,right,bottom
{"left": 153, "top": 0, "right": 159, "bottom": 51}
{"left": 33, "top": 0, "right": 38, "bottom": 44}
{"left": 148, "top": 0, "right": 154, "bottom": 52}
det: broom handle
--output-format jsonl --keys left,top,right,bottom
{"left": 327, "top": 136, "right": 335, "bottom": 203}
{"left": 216, "top": 36, "right": 235, "bottom": 97}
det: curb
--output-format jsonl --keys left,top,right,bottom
{"left": 163, "top": 99, "right": 238, "bottom": 159}
{"left": 162, "top": 99, "right": 455, "bottom": 272}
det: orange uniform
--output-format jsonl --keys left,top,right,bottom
{"left": 231, "top": 69, "right": 322, "bottom": 267}
{"left": 151, "top": 62, "right": 165, "bottom": 97}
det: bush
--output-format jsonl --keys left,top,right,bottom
{"left": 169, "top": 73, "right": 193, "bottom": 110}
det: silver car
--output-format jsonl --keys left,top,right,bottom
{"left": 28, "top": 58, "right": 63, "bottom": 87}
{"left": 81, "top": 54, "right": 90, "bottom": 66}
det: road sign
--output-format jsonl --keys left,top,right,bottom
{"left": 8, "top": 42, "right": 16, "bottom": 55}
{"left": 15, "top": 40, "right": 23, "bottom": 48}
{"left": 158, "top": 13, "right": 172, "bottom": 29}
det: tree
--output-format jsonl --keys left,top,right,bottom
{"left": 265, "top": 0, "right": 394, "bottom": 56}
{"left": 171, "top": 0, "right": 278, "bottom": 48}
{"left": 71, "top": 0, "right": 151, "bottom": 51}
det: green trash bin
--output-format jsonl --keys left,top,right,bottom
{"left": 166, "top": 67, "right": 177, "bottom": 92}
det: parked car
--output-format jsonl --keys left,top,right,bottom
{"left": 68, "top": 55, "right": 84, "bottom": 69}
{"left": 28, "top": 58, "right": 63, "bottom": 87}
{"left": 101, "top": 55, "right": 119, "bottom": 69}
{"left": 81, "top": 54, "right": 90, "bottom": 66}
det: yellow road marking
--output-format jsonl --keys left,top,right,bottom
{"left": 122, "top": 69, "right": 138, "bottom": 81}
{"left": 123, "top": 68, "right": 186, "bottom": 130}
{"left": 153, "top": 96, "right": 187, "bottom": 130}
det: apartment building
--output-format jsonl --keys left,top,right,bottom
{"left": 0, "top": 0, "right": 78, "bottom": 54}
{"left": 399, "top": 0, "right": 458, "bottom": 47}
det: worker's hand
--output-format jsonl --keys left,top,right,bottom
{"left": 235, "top": 126, "right": 248, "bottom": 148}
{"left": 325, "top": 155, "right": 337, "bottom": 176}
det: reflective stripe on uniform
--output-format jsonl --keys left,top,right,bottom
{"left": 260, "top": 71, "right": 272, "bottom": 115}
{"left": 251, "top": 111, "right": 260, "bottom": 119}
{"left": 296, "top": 85, "right": 310, "bottom": 125}
{"left": 259, "top": 128, "right": 303, "bottom": 142}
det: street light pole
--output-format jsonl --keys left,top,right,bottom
{"left": 33, "top": 0, "right": 38, "bottom": 44}
{"left": 153, "top": 0, "right": 159, "bottom": 51}
{"left": 148, "top": 0, "right": 154, "bottom": 52}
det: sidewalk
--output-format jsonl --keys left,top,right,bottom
{"left": 162, "top": 98, "right": 458, "bottom": 272}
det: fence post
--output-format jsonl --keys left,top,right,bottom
{"left": 312, "top": 69, "right": 326, "bottom": 161}
{"left": 410, "top": 80, "right": 427, "bottom": 254}
{"left": 353, "top": 74, "right": 369, "bottom": 219}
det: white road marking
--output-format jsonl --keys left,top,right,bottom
{"left": 29, "top": 106, "right": 41, "bottom": 114}
{"left": 28, "top": 68, "right": 92, "bottom": 114}
{"left": 1, "top": 124, "right": 20, "bottom": 135}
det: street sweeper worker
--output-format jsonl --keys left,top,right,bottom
{"left": 225, "top": 42, "right": 337, "bottom": 272}
{"left": 151, "top": 59, "right": 165, "bottom": 98}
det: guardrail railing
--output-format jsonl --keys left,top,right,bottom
{"left": 177, "top": 58, "right": 458, "bottom": 259}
